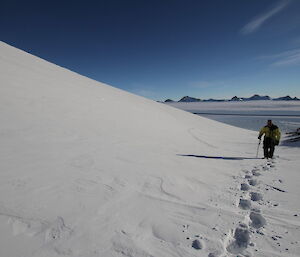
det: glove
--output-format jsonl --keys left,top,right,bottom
{"left": 275, "top": 140, "right": 279, "bottom": 146}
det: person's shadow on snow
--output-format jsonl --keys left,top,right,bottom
{"left": 178, "top": 154, "right": 261, "bottom": 160}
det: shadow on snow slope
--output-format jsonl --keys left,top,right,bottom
{"left": 178, "top": 154, "right": 261, "bottom": 160}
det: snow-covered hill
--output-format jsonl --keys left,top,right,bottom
{"left": 0, "top": 41, "right": 299, "bottom": 257}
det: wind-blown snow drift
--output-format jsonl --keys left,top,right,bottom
{"left": 1, "top": 41, "right": 299, "bottom": 257}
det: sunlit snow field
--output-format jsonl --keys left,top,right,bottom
{"left": 166, "top": 101, "right": 300, "bottom": 133}
{"left": 1, "top": 41, "right": 300, "bottom": 257}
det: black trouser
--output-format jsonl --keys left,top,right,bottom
{"left": 263, "top": 137, "right": 275, "bottom": 158}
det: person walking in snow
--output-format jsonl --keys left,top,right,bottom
{"left": 258, "top": 120, "right": 281, "bottom": 159}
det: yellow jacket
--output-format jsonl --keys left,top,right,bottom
{"left": 259, "top": 125, "right": 281, "bottom": 141}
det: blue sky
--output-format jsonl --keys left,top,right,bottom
{"left": 1, "top": 0, "right": 300, "bottom": 101}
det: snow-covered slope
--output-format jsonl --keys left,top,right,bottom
{"left": 1, "top": 41, "right": 299, "bottom": 257}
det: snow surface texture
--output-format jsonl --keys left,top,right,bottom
{"left": 1, "top": 41, "right": 300, "bottom": 257}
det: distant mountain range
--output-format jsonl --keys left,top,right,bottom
{"left": 164, "top": 94, "right": 300, "bottom": 103}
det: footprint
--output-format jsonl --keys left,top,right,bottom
{"left": 252, "top": 170, "right": 261, "bottom": 176}
{"left": 45, "top": 217, "right": 72, "bottom": 242}
{"left": 226, "top": 224, "right": 250, "bottom": 254}
{"left": 248, "top": 179, "right": 258, "bottom": 186}
{"left": 239, "top": 199, "right": 251, "bottom": 210}
{"left": 249, "top": 211, "right": 266, "bottom": 229}
{"left": 266, "top": 161, "right": 275, "bottom": 168}
{"left": 262, "top": 166, "right": 269, "bottom": 171}
{"left": 192, "top": 239, "right": 203, "bottom": 250}
{"left": 250, "top": 192, "right": 263, "bottom": 201}
{"left": 241, "top": 183, "right": 250, "bottom": 191}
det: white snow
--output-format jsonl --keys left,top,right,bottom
{"left": 1, "top": 41, "right": 300, "bottom": 257}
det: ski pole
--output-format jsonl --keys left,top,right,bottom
{"left": 256, "top": 139, "right": 261, "bottom": 158}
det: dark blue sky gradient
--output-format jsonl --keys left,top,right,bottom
{"left": 1, "top": 0, "right": 300, "bottom": 100}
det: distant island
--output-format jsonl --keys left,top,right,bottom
{"left": 164, "top": 94, "right": 300, "bottom": 103}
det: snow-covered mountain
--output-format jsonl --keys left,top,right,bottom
{"left": 166, "top": 95, "right": 300, "bottom": 103}
{"left": 273, "top": 95, "right": 300, "bottom": 101}
{"left": 243, "top": 94, "right": 271, "bottom": 101}
{"left": 1, "top": 41, "right": 300, "bottom": 257}
{"left": 178, "top": 96, "right": 201, "bottom": 102}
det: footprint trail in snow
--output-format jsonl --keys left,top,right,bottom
{"left": 225, "top": 158, "right": 283, "bottom": 256}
